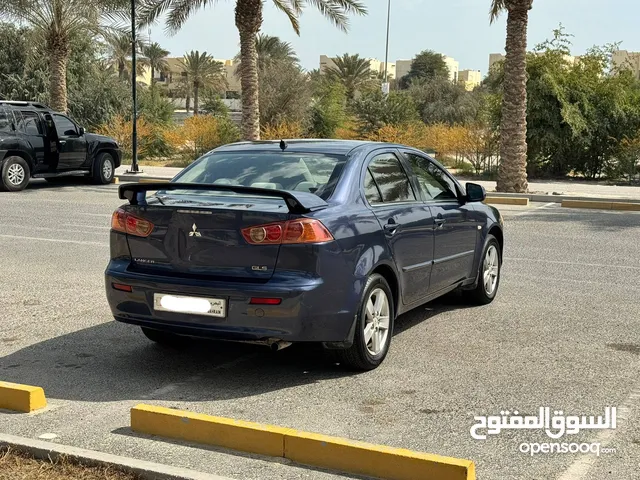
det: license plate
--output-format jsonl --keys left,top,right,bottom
{"left": 153, "top": 293, "right": 226, "bottom": 318}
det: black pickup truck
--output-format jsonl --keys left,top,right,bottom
{"left": 0, "top": 100, "right": 122, "bottom": 191}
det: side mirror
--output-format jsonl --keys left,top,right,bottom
{"left": 79, "top": 127, "right": 85, "bottom": 135}
{"left": 466, "top": 182, "right": 486, "bottom": 203}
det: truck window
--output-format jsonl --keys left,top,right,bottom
{"left": 18, "top": 111, "right": 43, "bottom": 135}
{"left": 52, "top": 114, "right": 77, "bottom": 136}
{"left": 0, "top": 110, "right": 13, "bottom": 133}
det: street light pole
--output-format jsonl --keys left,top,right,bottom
{"left": 128, "top": 0, "right": 141, "bottom": 173}
{"left": 382, "top": 0, "right": 391, "bottom": 95}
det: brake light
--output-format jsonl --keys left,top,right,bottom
{"left": 250, "top": 297, "right": 282, "bottom": 305}
{"left": 241, "top": 219, "right": 333, "bottom": 245}
{"left": 111, "top": 208, "right": 154, "bottom": 237}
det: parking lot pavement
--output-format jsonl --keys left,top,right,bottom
{"left": 1, "top": 183, "right": 640, "bottom": 480}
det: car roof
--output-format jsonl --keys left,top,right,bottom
{"left": 213, "top": 139, "right": 416, "bottom": 156}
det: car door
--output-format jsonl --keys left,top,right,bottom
{"left": 364, "top": 151, "right": 436, "bottom": 305}
{"left": 52, "top": 113, "right": 87, "bottom": 169}
{"left": 15, "top": 110, "right": 47, "bottom": 171}
{"left": 401, "top": 151, "right": 479, "bottom": 294}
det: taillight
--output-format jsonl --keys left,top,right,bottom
{"left": 241, "top": 219, "right": 333, "bottom": 245}
{"left": 111, "top": 208, "right": 154, "bottom": 237}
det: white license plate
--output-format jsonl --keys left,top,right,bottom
{"left": 153, "top": 293, "right": 226, "bottom": 318}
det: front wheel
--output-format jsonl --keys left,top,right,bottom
{"left": 0, "top": 156, "right": 30, "bottom": 192}
{"left": 92, "top": 152, "right": 115, "bottom": 185}
{"left": 468, "top": 235, "right": 502, "bottom": 305}
{"left": 336, "top": 274, "right": 395, "bottom": 371}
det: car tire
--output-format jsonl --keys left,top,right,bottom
{"left": 92, "top": 152, "right": 115, "bottom": 185}
{"left": 469, "top": 234, "right": 502, "bottom": 305}
{"left": 0, "top": 156, "right": 30, "bottom": 192}
{"left": 141, "top": 327, "right": 189, "bottom": 348}
{"left": 336, "top": 274, "right": 395, "bottom": 371}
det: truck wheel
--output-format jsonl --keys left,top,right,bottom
{"left": 92, "top": 152, "right": 115, "bottom": 185}
{"left": 0, "top": 156, "right": 30, "bottom": 192}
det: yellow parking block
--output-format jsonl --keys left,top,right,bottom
{"left": 561, "top": 199, "right": 611, "bottom": 210}
{"left": 610, "top": 202, "right": 640, "bottom": 212}
{"left": 0, "top": 381, "right": 47, "bottom": 412}
{"left": 138, "top": 178, "right": 170, "bottom": 184}
{"left": 130, "top": 404, "right": 475, "bottom": 480}
{"left": 483, "top": 196, "right": 529, "bottom": 206}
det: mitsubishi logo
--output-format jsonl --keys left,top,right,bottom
{"left": 188, "top": 223, "right": 201, "bottom": 237}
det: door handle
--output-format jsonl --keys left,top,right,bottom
{"left": 59, "top": 140, "right": 66, "bottom": 145}
{"left": 383, "top": 221, "right": 399, "bottom": 235}
{"left": 434, "top": 218, "right": 446, "bottom": 230}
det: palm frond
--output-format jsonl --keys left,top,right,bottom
{"left": 166, "top": 0, "right": 216, "bottom": 34}
{"left": 489, "top": 0, "right": 506, "bottom": 23}
{"left": 272, "top": 0, "right": 302, "bottom": 35}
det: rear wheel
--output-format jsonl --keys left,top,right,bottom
{"left": 141, "top": 327, "right": 188, "bottom": 348}
{"left": 336, "top": 274, "right": 394, "bottom": 371}
{"left": 468, "top": 235, "right": 501, "bottom": 305}
{"left": 92, "top": 152, "right": 115, "bottom": 185}
{"left": 1, "top": 156, "right": 30, "bottom": 192}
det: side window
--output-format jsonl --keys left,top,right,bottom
{"left": 364, "top": 169, "right": 382, "bottom": 204}
{"left": 404, "top": 153, "right": 458, "bottom": 201}
{"left": 19, "top": 111, "right": 43, "bottom": 135}
{"left": 367, "top": 153, "right": 416, "bottom": 203}
{"left": 0, "top": 110, "right": 13, "bottom": 133}
{"left": 52, "top": 114, "right": 77, "bottom": 136}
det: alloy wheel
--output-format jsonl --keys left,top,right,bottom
{"left": 483, "top": 245, "right": 499, "bottom": 295}
{"left": 7, "top": 163, "right": 25, "bottom": 186}
{"left": 364, "top": 288, "right": 390, "bottom": 356}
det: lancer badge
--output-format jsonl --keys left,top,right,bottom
{"left": 188, "top": 223, "right": 202, "bottom": 237}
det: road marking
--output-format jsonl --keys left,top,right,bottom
{"left": 59, "top": 224, "right": 110, "bottom": 230}
{"left": 141, "top": 353, "right": 259, "bottom": 400}
{"left": 557, "top": 383, "right": 640, "bottom": 480}
{"left": 505, "top": 257, "right": 640, "bottom": 271}
{"left": 0, "top": 224, "right": 108, "bottom": 234}
{"left": 77, "top": 213, "right": 113, "bottom": 218}
{"left": 511, "top": 202, "right": 556, "bottom": 216}
{"left": 0, "top": 234, "right": 107, "bottom": 247}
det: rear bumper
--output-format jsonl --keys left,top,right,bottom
{"left": 105, "top": 260, "right": 358, "bottom": 343}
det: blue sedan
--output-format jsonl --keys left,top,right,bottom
{"left": 105, "top": 140, "right": 504, "bottom": 370}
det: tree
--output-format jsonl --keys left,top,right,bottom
{"left": 259, "top": 61, "right": 311, "bottom": 127}
{"left": 409, "top": 77, "right": 484, "bottom": 126}
{"left": 180, "top": 50, "right": 226, "bottom": 115}
{"left": 142, "top": 42, "right": 170, "bottom": 84}
{"left": 400, "top": 50, "right": 449, "bottom": 88}
{"left": 309, "top": 76, "right": 347, "bottom": 138}
{"left": 104, "top": 31, "right": 145, "bottom": 81}
{"left": 138, "top": 0, "right": 366, "bottom": 140}
{"left": 0, "top": 0, "right": 126, "bottom": 112}
{"left": 351, "top": 90, "right": 418, "bottom": 135}
{"left": 324, "top": 53, "right": 375, "bottom": 101}
{"left": 490, "top": 0, "right": 534, "bottom": 193}
{"left": 234, "top": 33, "right": 298, "bottom": 76}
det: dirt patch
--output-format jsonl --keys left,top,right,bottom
{"left": 0, "top": 448, "right": 140, "bottom": 480}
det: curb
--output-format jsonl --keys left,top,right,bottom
{"left": 0, "top": 433, "right": 231, "bottom": 480}
{"left": 0, "top": 381, "right": 47, "bottom": 413}
{"left": 115, "top": 174, "right": 173, "bottom": 184}
{"left": 561, "top": 199, "right": 640, "bottom": 211}
{"left": 482, "top": 192, "right": 640, "bottom": 204}
{"left": 131, "top": 404, "right": 475, "bottom": 480}
{"left": 484, "top": 196, "right": 529, "bottom": 206}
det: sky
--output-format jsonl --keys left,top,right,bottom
{"left": 147, "top": 0, "right": 640, "bottom": 78}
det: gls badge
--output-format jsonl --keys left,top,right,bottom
{"left": 189, "top": 223, "right": 202, "bottom": 237}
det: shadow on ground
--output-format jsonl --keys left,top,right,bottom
{"left": 0, "top": 294, "right": 473, "bottom": 404}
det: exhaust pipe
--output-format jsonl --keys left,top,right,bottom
{"left": 270, "top": 340, "right": 292, "bottom": 351}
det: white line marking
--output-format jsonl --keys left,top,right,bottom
{"left": 0, "top": 224, "right": 108, "bottom": 234}
{"left": 77, "top": 213, "right": 112, "bottom": 218}
{"left": 505, "top": 257, "right": 640, "bottom": 271}
{"left": 512, "top": 202, "right": 556, "bottom": 216}
{"left": 557, "top": 383, "right": 640, "bottom": 480}
{"left": 59, "top": 224, "right": 110, "bottom": 230}
{"left": 142, "top": 353, "right": 259, "bottom": 400}
{"left": 0, "top": 234, "right": 107, "bottom": 247}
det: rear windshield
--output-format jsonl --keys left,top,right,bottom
{"left": 172, "top": 151, "right": 347, "bottom": 200}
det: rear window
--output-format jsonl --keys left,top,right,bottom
{"left": 0, "top": 109, "right": 13, "bottom": 133}
{"left": 172, "top": 152, "right": 347, "bottom": 200}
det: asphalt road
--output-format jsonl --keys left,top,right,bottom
{"left": 1, "top": 180, "right": 640, "bottom": 480}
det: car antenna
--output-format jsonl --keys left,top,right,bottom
{"left": 279, "top": 139, "right": 287, "bottom": 151}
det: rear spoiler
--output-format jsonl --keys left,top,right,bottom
{"left": 118, "top": 182, "right": 329, "bottom": 214}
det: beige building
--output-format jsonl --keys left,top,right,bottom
{"left": 139, "top": 57, "right": 242, "bottom": 96}
{"left": 393, "top": 55, "right": 459, "bottom": 83}
{"left": 319, "top": 55, "right": 395, "bottom": 79}
{"left": 489, "top": 52, "right": 581, "bottom": 74}
{"left": 458, "top": 69, "right": 482, "bottom": 91}
{"left": 612, "top": 50, "right": 640, "bottom": 80}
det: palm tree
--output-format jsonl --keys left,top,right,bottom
{"left": 490, "top": 0, "right": 533, "bottom": 193}
{"left": 104, "top": 31, "right": 145, "bottom": 81}
{"left": 138, "top": 0, "right": 367, "bottom": 140}
{"left": 234, "top": 33, "right": 299, "bottom": 76}
{"left": 0, "top": 0, "right": 125, "bottom": 112}
{"left": 180, "top": 50, "right": 227, "bottom": 115}
{"left": 325, "top": 53, "right": 375, "bottom": 100}
{"left": 142, "top": 41, "right": 170, "bottom": 84}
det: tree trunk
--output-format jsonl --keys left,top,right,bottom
{"left": 236, "top": 0, "right": 263, "bottom": 140}
{"left": 119, "top": 61, "right": 126, "bottom": 81}
{"left": 186, "top": 93, "right": 191, "bottom": 112}
{"left": 47, "top": 37, "right": 70, "bottom": 113}
{"left": 496, "top": 0, "right": 531, "bottom": 193}
{"left": 151, "top": 66, "right": 155, "bottom": 85}
{"left": 193, "top": 82, "right": 199, "bottom": 115}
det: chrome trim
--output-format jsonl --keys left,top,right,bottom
{"left": 402, "top": 259, "right": 434, "bottom": 272}
{"left": 433, "top": 249, "right": 475, "bottom": 265}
